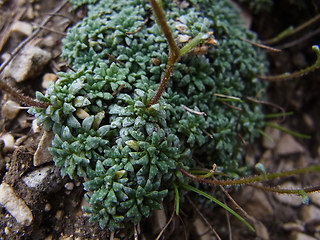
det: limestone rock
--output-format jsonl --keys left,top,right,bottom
{"left": 309, "top": 193, "right": 320, "bottom": 208}
{"left": 22, "top": 165, "right": 64, "bottom": 193}
{"left": 0, "top": 182, "right": 33, "bottom": 226}
{"left": 33, "top": 131, "right": 54, "bottom": 166}
{"left": 300, "top": 205, "right": 320, "bottom": 224}
{"left": 1, "top": 100, "right": 21, "bottom": 119}
{"left": 290, "top": 232, "right": 317, "bottom": 240}
{"left": 11, "top": 21, "right": 33, "bottom": 36}
{"left": 275, "top": 134, "right": 305, "bottom": 155}
{"left": 4, "top": 45, "right": 51, "bottom": 82}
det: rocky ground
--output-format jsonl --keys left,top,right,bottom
{"left": 0, "top": 0, "right": 319, "bottom": 239}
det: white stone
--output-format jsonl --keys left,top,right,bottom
{"left": 22, "top": 166, "right": 52, "bottom": 189}
{"left": 11, "top": 21, "right": 33, "bottom": 36}
{"left": 177, "top": 34, "right": 191, "bottom": 43}
{"left": 33, "top": 131, "right": 54, "bottom": 166}
{"left": 291, "top": 232, "right": 317, "bottom": 240}
{"left": 274, "top": 182, "right": 303, "bottom": 207}
{"left": 0, "top": 183, "right": 33, "bottom": 226}
{"left": 1, "top": 100, "right": 21, "bottom": 119}
{"left": 275, "top": 134, "right": 305, "bottom": 155}
{"left": 300, "top": 205, "right": 320, "bottom": 224}
{"left": 64, "top": 182, "right": 74, "bottom": 191}
{"left": 151, "top": 207, "right": 167, "bottom": 234}
{"left": 240, "top": 188, "right": 274, "bottom": 220}
{"left": 44, "top": 203, "right": 51, "bottom": 212}
{"left": 4, "top": 45, "right": 51, "bottom": 82}
{"left": 283, "top": 222, "right": 304, "bottom": 232}
{"left": 75, "top": 108, "right": 90, "bottom": 119}
{"left": 0, "top": 133, "right": 16, "bottom": 152}
{"left": 193, "top": 217, "right": 212, "bottom": 240}
{"left": 42, "top": 73, "right": 57, "bottom": 89}
{"left": 262, "top": 126, "right": 281, "bottom": 149}
{"left": 32, "top": 119, "right": 40, "bottom": 133}
{"left": 309, "top": 192, "right": 320, "bottom": 208}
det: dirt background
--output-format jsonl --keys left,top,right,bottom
{"left": 0, "top": 0, "right": 319, "bottom": 239}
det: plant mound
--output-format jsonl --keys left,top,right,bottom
{"left": 30, "top": 0, "right": 268, "bottom": 230}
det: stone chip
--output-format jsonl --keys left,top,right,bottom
{"left": 3, "top": 45, "right": 51, "bottom": 82}
{"left": 0, "top": 182, "right": 33, "bottom": 226}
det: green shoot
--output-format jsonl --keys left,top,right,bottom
{"left": 258, "top": 129, "right": 274, "bottom": 143}
{"left": 173, "top": 183, "right": 180, "bottom": 215}
{"left": 180, "top": 183, "right": 255, "bottom": 232}
{"left": 180, "top": 33, "right": 208, "bottom": 57}
{"left": 259, "top": 45, "right": 320, "bottom": 81}
{"left": 266, "top": 122, "right": 311, "bottom": 139}
{"left": 264, "top": 112, "right": 293, "bottom": 119}
{"left": 181, "top": 165, "right": 320, "bottom": 186}
{"left": 263, "top": 14, "right": 320, "bottom": 45}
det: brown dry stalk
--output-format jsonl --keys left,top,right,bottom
{"left": 180, "top": 164, "right": 320, "bottom": 186}
{"left": 148, "top": 0, "right": 180, "bottom": 106}
{"left": 0, "top": 79, "right": 49, "bottom": 108}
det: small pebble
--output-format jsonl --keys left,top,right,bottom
{"left": 64, "top": 182, "right": 74, "bottom": 191}
{"left": 22, "top": 166, "right": 52, "bottom": 189}
{"left": 175, "top": 22, "right": 187, "bottom": 33}
{"left": 3, "top": 45, "right": 51, "bottom": 82}
{"left": 283, "top": 222, "right": 304, "bottom": 232}
{"left": 0, "top": 133, "right": 16, "bottom": 152}
{"left": 309, "top": 192, "right": 320, "bottom": 207}
{"left": 177, "top": 34, "right": 191, "bottom": 43}
{"left": 32, "top": 119, "right": 40, "bottom": 133}
{"left": 42, "top": 73, "right": 57, "bottom": 89}
{"left": 75, "top": 108, "right": 90, "bottom": 119}
{"left": 290, "top": 232, "right": 317, "bottom": 240}
{"left": 303, "top": 114, "right": 314, "bottom": 130}
{"left": 11, "top": 21, "right": 33, "bottom": 36}
{"left": 300, "top": 205, "right": 320, "bottom": 224}
{"left": 44, "top": 203, "right": 51, "bottom": 212}
{"left": 44, "top": 235, "right": 53, "bottom": 240}
{"left": 151, "top": 208, "right": 167, "bottom": 234}
{"left": 275, "top": 134, "right": 305, "bottom": 155}
{"left": 1, "top": 52, "right": 10, "bottom": 62}
{"left": 55, "top": 210, "right": 64, "bottom": 220}
{"left": 40, "top": 36, "right": 56, "bottom": 48}
{"left": 22, "top": 165, "right": 63, "bottom": 193}
{"left": 26, "top": 6, "right": 34, "bottom": 19}
{"left": 0, "top": 183, "right": 33, "bottom": 226}
{"left": 15, "top": 135, "right": 28, "bottom": 146}
{"left": 193, "top": 217, "right": 212, "bottom": 240}
{"left": 2, "top": 100, "right": 21, "bottom": 119}
{"left": 33, "top": 131, "right": 54, "bottom": 166}
{"left": 262, "top": 125, "right": 281, "bottom": 149}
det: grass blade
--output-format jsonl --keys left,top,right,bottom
{"left": 180, "top": 183, "right": 255, "bottom": 232}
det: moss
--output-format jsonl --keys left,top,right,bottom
{"left": 30, "top": 0, "right": 268, "bottom": 230}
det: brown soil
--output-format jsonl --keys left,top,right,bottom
{"left": 0, "top": 0, "right": 319, "bottom": 239}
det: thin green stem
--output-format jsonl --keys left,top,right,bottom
{"left": 263, "top": 14, "right": 320, "bottom": 45}
{"left": 259, "top": 45, "right": 320, "bottom": 81}
{"left": 173, "top": 183, "right": 180, "bottom": 215}
{"left": 264, "top": 112, "right": 293, "bottom": 119}
{"left": 179, "top": 33, "right": 207, "bottom": 56}
{"left": 180, "top": 164, "right": 320, "bottom": 186}
{"left": 249, "top": 184, "right": 320, "bottom": 195}
{"left": 266, "top": 122, "right": 311, "bottom": 139}
{"left": 181, "top": 183, "right": 255, "bottom": 232}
